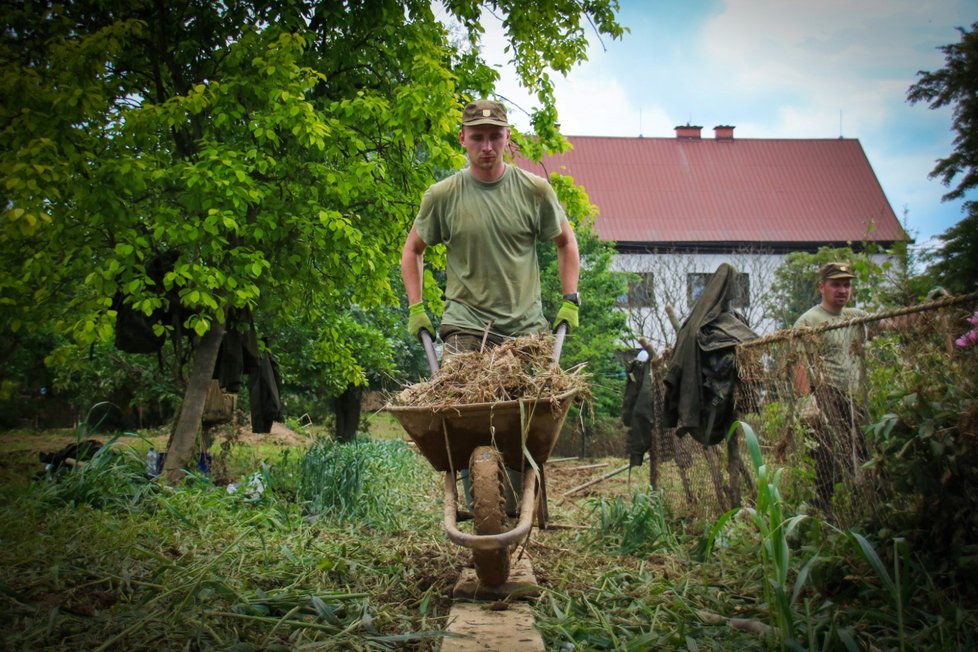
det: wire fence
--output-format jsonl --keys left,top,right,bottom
{"left": 643, "top": 292, "right": 978, "bottom": 527}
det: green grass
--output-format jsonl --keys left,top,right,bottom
{"left": 1, "top": 425, "right": 976, "bottom": 651}
{"left": 584, "top": 487, "right": 679, "bottom": 556}
{"left": 0, "top": 438, "right": 454, "bottom": 650}
{"left": 360, "top": 410, "right": 409, "bottom": 441}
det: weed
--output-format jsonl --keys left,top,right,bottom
{"left": 702, "top": 421, "right": 812, "bottom": 649}
{"left": 584, "top": 488, "right": 678, "bottom": 556}
{"left": 295, "top": 437, "right": 432, "bottom": 528}
{"left": 38, "top": 410, "right": 162, "bottom": 511}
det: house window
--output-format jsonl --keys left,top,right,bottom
{"left": 687, "top": 272, "right": 750, "bottom": 308}
{"left": 620, "top": 272, "right": 655, "bottom": 307}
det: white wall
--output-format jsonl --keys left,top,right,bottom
{"left": 611, "top": 250, "right": 895, "bottom": 351}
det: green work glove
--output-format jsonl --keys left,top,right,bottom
{"left": 408, "top": 302, "right": 434, "bottom": 339}
{"left": 552, "top": 300, "right": 579, "bottom": 332}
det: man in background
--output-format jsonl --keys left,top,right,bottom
{"left": 793, "top": 262, "right": 869, "bottom": 509}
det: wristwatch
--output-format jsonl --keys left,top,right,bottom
{"left": 562, "top": 292, "right": 581, "bottom": 306}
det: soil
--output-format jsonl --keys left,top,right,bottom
{"left": 231, "top": 420, "right": 311, "bottom": 447}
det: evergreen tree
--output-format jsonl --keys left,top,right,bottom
{"left": 908, "top": 22, "right": 978, "bottom": 293}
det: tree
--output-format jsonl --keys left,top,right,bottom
{"left": 540, "top": 174, "right": 629, "bottom": 417}
{"left": 262, "top": 299, "right": 407, "bottom": 437}
{"left": 0, "top": 1, "right": 624, "bottom": 479}
{"left": 920, "top": 212, "right": 978, "bottom": 294}
{"left": 908, "top": 22, "right": 978, "bottom": 293}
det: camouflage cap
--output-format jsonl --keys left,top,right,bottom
{"left": 461, "top": 99, "right": 508, "bottom": 127}
{"left": 819, "top": 262, "right": 855, "bottom": 281}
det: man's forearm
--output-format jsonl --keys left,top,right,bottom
{"left": 401, "top": 253, "right": 423, "bottom": 305}
{"left": 555, "top": 222, "right": 580, "bottom": 295}
{"left": 401, "top": 229, "right": 426, "bottom": 305}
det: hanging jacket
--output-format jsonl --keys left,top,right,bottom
{"left": 113, "top": 250, "right": 189, "bottom": 355}
{"left": 249, "top": 348, "right": 283, "bottom": 434}
{"left": 663, "top": 263, "right": 758, "bottom": 446}
{"left": 213, "top": 309, "right": 261, "bottom": 393}
{"left": 622, "top": 356, "right": 654, "bottom": 465}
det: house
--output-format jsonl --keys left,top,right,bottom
{"left": 514, "top": 125, "right": 908, "bottom": 347}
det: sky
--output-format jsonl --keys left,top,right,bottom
{"left": 476, "top": 0, "right": 977, "bottom": 249}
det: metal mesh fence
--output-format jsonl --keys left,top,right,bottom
{"left": 644, "top": 293, "right": 978, "bottom": 527}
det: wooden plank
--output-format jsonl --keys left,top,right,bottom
{"left": 441, "top": 602, "right": 545, "bottom": 652}
{"left": 452, "top": 555, "right": 539, "bottom": 601}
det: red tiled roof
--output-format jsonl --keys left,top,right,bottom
{"left": 513, "top": 135, "right": 907, "bottom": 246}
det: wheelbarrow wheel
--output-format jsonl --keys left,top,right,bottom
{"left": 469, "top": 446, "right": 510, "bottom": 586}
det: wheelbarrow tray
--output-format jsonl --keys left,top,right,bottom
{"left": 388, "top": 389, "right": 577, "bottom": 472}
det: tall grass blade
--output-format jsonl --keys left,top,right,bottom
{"left": 849, "top": 531, "right": 905, "bottom": 651}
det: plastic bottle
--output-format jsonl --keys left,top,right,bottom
{"left": 146, "top": 447, "right": 158, "bottom": 476}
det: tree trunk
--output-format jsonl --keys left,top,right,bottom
{"left": 163, "top": 320, "right": 225, "bottom": 483}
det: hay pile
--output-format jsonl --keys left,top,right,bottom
{"left": 389, "top": 333, "right": 589, "bottom": 409}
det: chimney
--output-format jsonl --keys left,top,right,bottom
{"left": 674, "top": 124, "right": 702, "bottom": 140}
{"left": 714, "top": 124, "right": 735, "bottom": 141}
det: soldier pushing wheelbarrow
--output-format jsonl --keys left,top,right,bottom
{"left": 392, "top": 98, "right": 584, "bottom": 585}
{"left": 387, "top": 330, "right": 585, "bottom": 585}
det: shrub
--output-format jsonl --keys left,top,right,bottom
{"left": 868, "top": 342, "right": 978, "bottom": 576}
{"left": 40, "top": 436, "right": 160, "bottom": 510}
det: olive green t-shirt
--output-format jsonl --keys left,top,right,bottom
{"left": 414, "top": 165, "right": 565, "bottom": 337}
{"left": 794, "top": 305, "right": 869, "bottom": 392}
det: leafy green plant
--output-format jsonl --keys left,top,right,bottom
{"left": 295, "top": 438, "right": 429, "bottom": 528}
{"left": 47, "top": 343, "right": 182, "bottom": 430}
{"left": 41, "top": 439, "right": 160, "bottom": 511}
{"left": 849, "top": 532, "right": 909, "bottom": 652}
{"left": 741, "top": 400, "right": 816, "bottom": 506}
{"left": 704, "top": 421, "right": 810, "bottom": 649}
{"left": 584, "top": 488, "right": 678, "bottom": 556}
{"left": 867, "top": 345, "right": 978, "bottom": 571}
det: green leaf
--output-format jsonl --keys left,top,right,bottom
{"left": 849, "top": 531, "right": 896, "bottom": 596}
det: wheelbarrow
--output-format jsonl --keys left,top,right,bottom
{"left": 387, "top": 324, "right": 576, "bottom": 586}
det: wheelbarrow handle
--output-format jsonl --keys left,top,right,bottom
{"left": 552, "top": 321, "right": 568, "bottom": 366}
{"left": 419, "top": 328, "right": 439, "bottom": 375}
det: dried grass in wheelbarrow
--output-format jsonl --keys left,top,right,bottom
{"left": 389, "top": 333, "right": 590, "bottom": 409}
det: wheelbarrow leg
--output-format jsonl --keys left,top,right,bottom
{"left": 443, "top": 466, "right": 539, "bottom": 588}
{"left": 535, "top": 464, "right": 550, "bottom": 530}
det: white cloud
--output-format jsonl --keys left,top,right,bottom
{"left": 454, "top": 0, "right": 974, "bottom": 240}
{"left": 553, "top": 76, "right": 673, "bottom": 138}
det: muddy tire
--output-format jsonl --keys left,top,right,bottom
{"left": 469, "top": 446, "right": 511, "bottom": 585}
